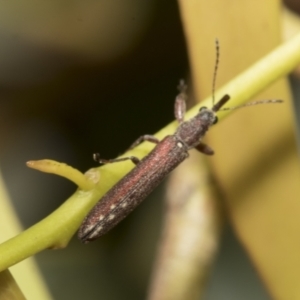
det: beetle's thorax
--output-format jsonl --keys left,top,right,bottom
{"left": 175, "top": 109, "right": 216, "bottom": 149}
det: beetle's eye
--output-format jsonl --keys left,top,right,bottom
{"left": 199, "top": 106, "right": 207, "bottom": 112}
{"left": 213, "top": 116, "right": 218, "bottom": 125}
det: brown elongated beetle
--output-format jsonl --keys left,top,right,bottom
{"left": 78, "top": 40, "right": 282, "bottom": 243}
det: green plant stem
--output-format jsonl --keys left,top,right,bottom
{"left": 0, "top": 32, "right": 300, "bottom": 272}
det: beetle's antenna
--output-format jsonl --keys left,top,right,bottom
{"left": 212, "top": 39, "right": 220, "bottom": 106}
{"left": 220, "top": 99, "right": 283, "bottom": 111}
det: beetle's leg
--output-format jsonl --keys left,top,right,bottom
{"left": 195, "top": 142, "right": 214, "bottom": 155}
{"left": 174, "top": 79, "right": 187, "bottom": 124}
{"left": 93, "top": 153, "right": 140, "bottom": 165}
{"left": 127, "top": 134, "right": 159, "bottom": 150}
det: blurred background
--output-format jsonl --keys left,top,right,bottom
{"left": 0, "top": 0, "right": 299, "bottom": 299}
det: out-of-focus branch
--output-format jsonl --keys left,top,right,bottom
{"left": 148, "top": 153, "right": 223, "bottom": 300}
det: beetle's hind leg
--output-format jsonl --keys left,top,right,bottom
{"left": 93, "top": 153, "right": 141, "bottom": 165}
